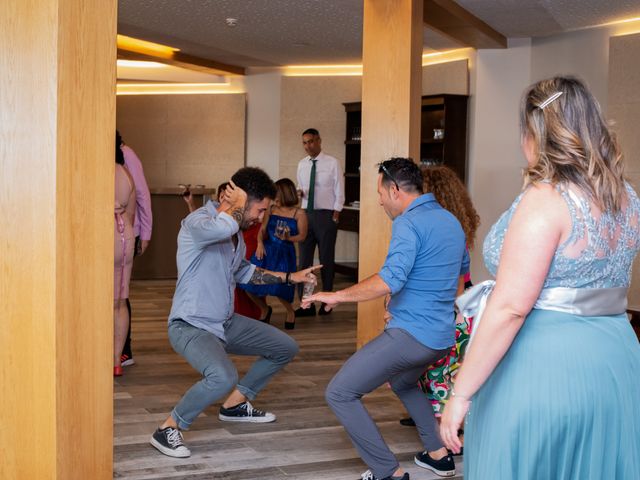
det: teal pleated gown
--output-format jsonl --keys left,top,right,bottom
{"left": 465, "top": 184, "right": 640, "bottom": 480}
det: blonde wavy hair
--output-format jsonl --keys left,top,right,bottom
{"left": 421, "top": 165, "right": 480, "bottom": 249}
{"left": 520, "top": 76, "right": 626, "bottom": 212}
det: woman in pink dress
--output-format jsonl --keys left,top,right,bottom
{"left": 114, "top": 137, "right": 136, "bottom": 376}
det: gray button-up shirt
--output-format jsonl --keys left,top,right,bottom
{"left": 168, "top": 201, "right": 256, "bottom": 340}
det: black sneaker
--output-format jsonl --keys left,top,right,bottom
{"left": 359, "top": 470, "right": 409, "bottom": 480}
{"left": 295, "top": 304, "right": 316, "bottom": 317}
{"left": 318, "top": 303, "right": 332, "bottom": 315}
{"left": 414, "top": 451, "right": 455, "bottom": 477}
{"left": 150, "top": 427, "right": 191, "bottom": 458}
{"left": 399, "top": 416, "right": 415, "bottom": 427}
{"left": 218, "top": 401, "right": 276, "bottom": 423}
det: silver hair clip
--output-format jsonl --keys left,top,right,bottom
{"left": 538, "top": 91, "right": 563, "bottom": 109}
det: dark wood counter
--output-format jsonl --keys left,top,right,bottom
{"left": 131, "top": 188, "right": 215, "bottom": 280}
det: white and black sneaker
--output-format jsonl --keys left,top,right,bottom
{"left": 150, "top": 426, "right": 191, "bottom": 458}
{"left": 414, "top": 451, "right": 455, "bottom": 477}
{"left": 360, "top": 470, "right": 409, "bottom": 480}
{"left": 218, "top": 401, "right": 276, "bottom": 423}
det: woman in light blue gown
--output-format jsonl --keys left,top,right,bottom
{"left": 440, "top": 76, "right": 640, "bottom": 479}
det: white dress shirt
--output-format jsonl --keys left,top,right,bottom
{"left": 296, "top": 151, "right": 345, "bottom": 212}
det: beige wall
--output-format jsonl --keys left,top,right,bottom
{"left": 467, "top": 39, "right": 532, "bottom": 280}
{"left": 609, "top": 32, "right": 640, "bottom": 305}
{"left": 116, "top": 94, "right": 246, "bottom": 190}
{"left": 279, "top": 60, "right": 470, "bottom": 263}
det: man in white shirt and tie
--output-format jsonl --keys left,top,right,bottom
{"left": 295, "top": 128, "right": 345, "bottom": 317}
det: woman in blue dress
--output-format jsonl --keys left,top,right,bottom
{"left": 440, "top": 76, "right": 640, "bottom": 479}
{"left": 242, "top": 178, "right": 308, "bottom": 329}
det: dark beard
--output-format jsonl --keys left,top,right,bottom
{"left": 239, "top": 219, "right": 253, "bottom": 230}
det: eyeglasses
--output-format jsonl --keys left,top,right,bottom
{"left": 378, "top": 163, "right": 400, "bottom": 190}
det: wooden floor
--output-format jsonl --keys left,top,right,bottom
{"left": 114, "top": 276, "right": 464, "bottom": 479}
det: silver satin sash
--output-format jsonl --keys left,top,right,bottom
{"left": 456, "top": 280, "right": 628, "bottom": 347}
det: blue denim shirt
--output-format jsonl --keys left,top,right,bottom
{"left": 379, "top": 194, "right": 469, "bottom": 350}
{"left": 168, "top": 201, "right": 256, "bottom": 340}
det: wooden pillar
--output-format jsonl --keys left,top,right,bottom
{"left": 358, "top": 0, "right": 423, "bottom": 347}
{"left": 0, "top": 1, "right": 116, "bottom": 478}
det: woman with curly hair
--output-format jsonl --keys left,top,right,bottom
{"left": 400, "top": 164, "right": 479, "bottom": 439}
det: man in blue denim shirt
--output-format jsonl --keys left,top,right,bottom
{"left": 305, "top": 158, "right": 469, "bottom": 480}
{"left": 150, "top": 167, "right": 321, "bottom": 459}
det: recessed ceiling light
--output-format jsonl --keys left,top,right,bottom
{"left": 225, "top": 18, "right": 238, "bottom": 27}
{"left": 292, "top": 42, "right": 309, "bottom": 47}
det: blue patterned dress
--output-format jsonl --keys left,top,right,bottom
{"left": 465, "top": 182, "right": 640, "bottom": 479}
{"left": 240, "top": 213, "right": 299, "bottom": 303}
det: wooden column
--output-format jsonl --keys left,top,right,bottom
{"left": 0, "top": 1, "right": 116, "bottom": 478}
{"left": 358, "top": 0, "right": 423, "bottom": 347}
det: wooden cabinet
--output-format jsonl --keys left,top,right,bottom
{"left": 338, "top": 95, "right": 469, "bottom": 277}
{"left": 343, "top": 94, "right": 469, "bottom": 205}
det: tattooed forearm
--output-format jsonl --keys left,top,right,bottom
{"left": 229, "top": 206, "right": 244, "bottom": 225}
{"left": 249, "top": 268, "right": 284, "bottom": 285}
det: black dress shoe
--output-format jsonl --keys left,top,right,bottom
{"left": 294, "top": 304, "right": 316, "bottom": 317}
{"left": 318, "top": 303, "right": 332, "bottom": 315}
{"left": 259, "top": 306, "right": 272, "bottom": 323}
{"left": 399, "top": 417, "right": 415, "bottom": 427}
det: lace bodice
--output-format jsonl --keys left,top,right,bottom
{"left": 483, "top": 182, "right": 640, "bottom": 288}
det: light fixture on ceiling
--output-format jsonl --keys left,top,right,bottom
{"left": 282, "top": 48, "right": 474, "bottom": 77}
{"left": 606, "top": 15, "right": 640, "bottom": 37}
{"left": 226, "top": 18, "right": 238, "bottom": 27}
{"left": 116, "top": 82, "right": 243, "bottom": 96}
{"left": 117, "top": 35, "right": 179, "bottom": 55}
{"left": 116, "top": 60, "right": 167, "bottom": 69}
{"left": 292, "top": 42, "right": 309, "bottom": 48}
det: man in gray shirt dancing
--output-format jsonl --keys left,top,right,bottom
{"left": 150, "top": 167, "right": 320, "bottom": 458}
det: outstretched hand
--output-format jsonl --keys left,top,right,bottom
{"left": 301, "top": 291, "right": 341, "bottom": 311}
{"left": 290, "top": 265, "right": 322, "bottom": 284}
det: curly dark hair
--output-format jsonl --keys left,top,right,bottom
{"left": 231, "top": 167, "right": 276, "bottom": 202}
{"left": 421, "top": 165, "right": 480, "bottom": 249}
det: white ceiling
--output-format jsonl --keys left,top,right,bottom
{"left": 117, "top": 0, "right": 640, "bottom": 67}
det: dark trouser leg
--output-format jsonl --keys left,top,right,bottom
{"left": 123, "top": 236, "right": 141, "bottom": 358}
{"left": 325, "top": 328, "right": 446, "bottom": 478}
{"left": 297, "top": 214, "right": 318, "bottom": 298}
{"left": 123, "top": 298, "right": 132, "bottom": 358}
{"left": 315, "top": 210, "right": 338, "bottom": 291}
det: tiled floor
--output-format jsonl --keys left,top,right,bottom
{"left": 114, "top": 277, "right": 464, "bottom": 479}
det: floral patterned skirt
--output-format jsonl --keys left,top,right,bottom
{"left": 419, "top": 316, "right": 472, "bottom": 416}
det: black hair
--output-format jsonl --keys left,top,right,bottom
{"left": 115, "top": 132, "right": 124, "bottom": 165}
{"left": 302, "top": 128, "right": 320, "bottom": 137}
{"left": 216, "top": 182, "right": 230, "bottom": 202}
{"left": 231, "top": 167, "right": 276, "bottom": 202}
{"left": 378, "top": 157, "right": 423, "bottom": 194}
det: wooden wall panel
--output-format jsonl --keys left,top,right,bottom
{"left": 358, "top": 0, "right": 423, "bottom": 347}
{"left": 0, "top": 0, "right": 116, "bottom": 478}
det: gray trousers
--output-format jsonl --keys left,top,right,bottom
{"left": 168, "top": 315, "right": 299, "bottom": 430}
{"left": 326, "top": 328, "right": 449, "bottom": 479}
{"left": 298, "top": 209, "right": 338, "bottom": 292}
